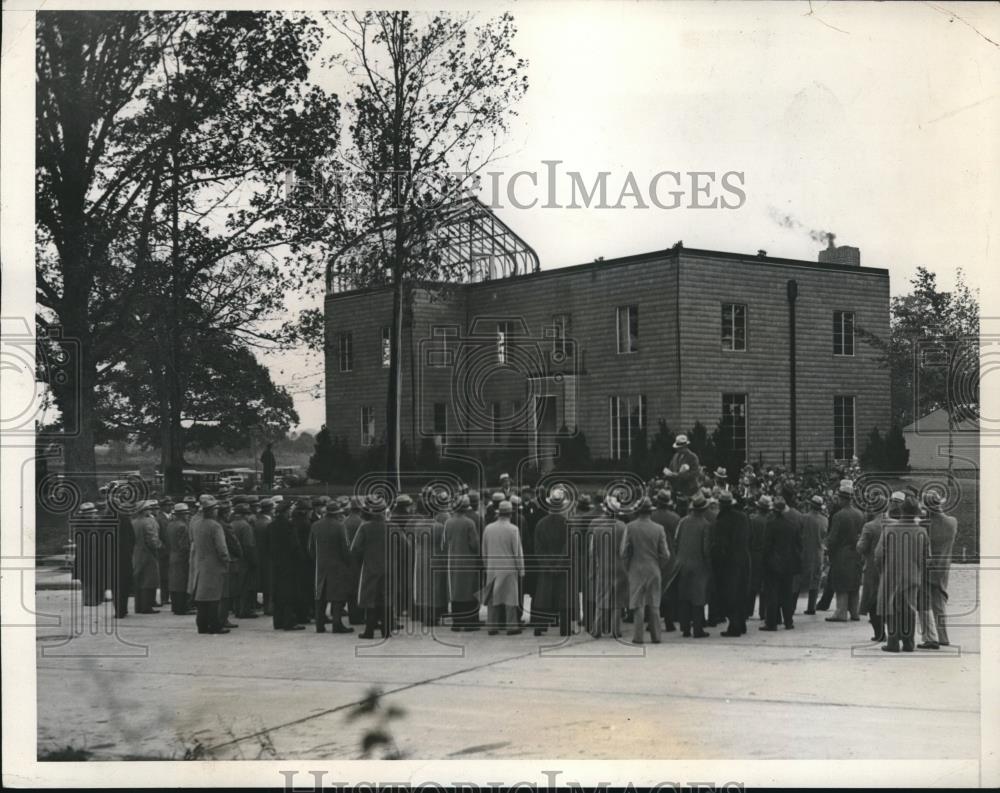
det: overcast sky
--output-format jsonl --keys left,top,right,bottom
{"left": 268, "top": 1, "right": 999, "bottom": 432}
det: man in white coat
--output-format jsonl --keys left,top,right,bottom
{"left": 481, "top": 500, "right": 524, "bottom": 635}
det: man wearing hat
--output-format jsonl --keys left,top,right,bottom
{"left": 673, "top": 492, "right": 713, "bottom": 637}
{"left": 588, "top": 497, "right": 629, "bottom": 638}
{"left": 485, "top": 491, "right": 505, "bottom": 527}
{"left": 497, "top": 473, "right": 514, "bottom": 501}
{"left": 825, "top": 481, "right": 865, "bottom": 623}
{"left": 443, "top": 495, "right": 482, "bottom": 631}
{"left": 155, "top": 497, "right": 173, "bottom": 607}
{"left": 351, "top": 496, "right": 393, "bottom": 639}
{"left": 747, "top": 495, "right": 772, "bottom": 620}
{"left": 290, "top": 501, "right": 315, "bottom": 625}
{"left": 621, "top": 496, "right": 671, "bottom": 644}
{"left": 481, "top": 500, "right": 525, "bottom": 635}
{"left": 760, "top": 496, "right": 802, "bottom": 631}
{"left": 253, "top": 499, "right": 274, "bottom": 616}
{"left": 167, "top": 503, "right": 194, "bottom": 615}
{"left": 344, "top": 496, "right": 366, "bottom": 625}
{"left": 799, "top": 494, "right": 828, "bottom": 615}
{"left": 189, "top": 497, "right": 232, "bottom": 634}
{"left": 856, "top": 491, "right": 900, "bottom": 642}
{"left": 71, "top": 502, "right": 107, "bottom": 607}
{"left": 389, "top": 494, "right": 416, "bottom": 623}
{"left": 875, "top": 493, "right": 929, "bottom": 653}
{"left": 917, "top": 491, "right": 957, "bottom": 649}
{"left": 532, "top": 489, "right": 573, "bottom": 636}
{"left": 308, "top": 500, "right": 354, "bottom": 633}
{"left": 131, "top": 500, "right": 164, "bottom": 614}
{"left": 410, "top": 495, "right": 448, "bottom": 627}
{"left": 663, "top": 434, "right": 700, "bottom": 516}
{"left": 230, "top": 503, "right": 258, "bottom": 619}
{"left": 713, "top": 490, "right": 751, "bottom": 637}
{"left": 216, "top": 500, "right": 243, "bottom": 629}
{"left": 652, "top": 490, "right": 682, "bottom": 631}
{"left": 267, "top": 500, "right": 305, "bottom": 631}
{"left": 570, "top": 494, "right": 597, "bottom": 632}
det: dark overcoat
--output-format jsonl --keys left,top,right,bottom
{"left": 762, "top": 510, "right": 802, "bottom": 577}
{"left": 266, "top": 512, "right": 301, "bottom": 603}
{"left": 652, "top": 506, "right": 681, "bottom": 591}
{"left": 674, "top": 510, "right": 713, "bottom": 605}
{"left": 220, "top": 521, "right": 243, "bottom": 599}
{"left": 231, "top": 516, "right": 257, "bottom": 591}
{"left": 131, "top": 515, "right": 162, "bottom": 589}
{"left": 253, "top": 513, "right": 272, "bottom": 593}
{"left": 309, "top": 516, "right": 354, "bottom": 601}
{"left": 410, "top": 516, "right": 448, "bottom": 608}
{"left": 749, "top": 510, "right": 769, "bottom": 595}
{"left": 713, "top": 506, "right": 751, "bottom": 613}
{"left": 926, "top": 512, "right": 958, "bottom": 600}
{"left": 827, "top": 504, "right": 865, "bottom": 591}
{"left": 588, "top": 516, "right": 629, "bottom": 608}
{"left": 351, "top": 515, "right": 389, "bottom": 608}
{"left": 115, "top": 511, "right": 135, "bottom": 597}
{"left": 856, "top": 515, "right": 885, "bottom": 615}
{"left": 189, "top": 517, "right": 231, "bottom": 602}
{"left": 443, "top": 512, "right": 481, "bottom": 602}
{"left": 532, "top": 512, "right": 570, "bottom": 613}
{"left": 167, "top": 518, "right": 191, "bottom": 594}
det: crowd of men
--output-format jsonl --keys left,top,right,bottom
{"left": 70, "top": 434, "right": 958, "bottom": 651}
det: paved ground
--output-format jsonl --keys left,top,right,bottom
{"left": 35, "top": 566, "right": 982, "bottom": 762}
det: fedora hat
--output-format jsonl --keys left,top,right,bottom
{"left": 634, "top": 496, "right": 654, "bottom": 513}
{"left": 78, "top": 502, "right": 97, "bottom": 515}
{"left": 718, "top": 490, "right": 735, "bottom": 504}
{"left": 756, "top": 494, "right": 772, "bottom": 510}
{"left": 673, "top": 434, "right": 689, "bottom": 448}
{"left": 172, "top": 502, "right": 190, "bottom": 514}
{"left": 689, "top": 492, "right": 709, "bottom": 511}
{"left": 654, "top": 489, "right": 673, "bottom": 506}
{"left": 810, "top": 494, "right": 824, "bottom": 507}
{"left": 838, "top": 479, "right": 854, "bottom": 496}
{"left": 498, "top": 500, "right": 513, "bottom": 515}
{"left": 714, "top": 466, "right": 727, "bottom": 479}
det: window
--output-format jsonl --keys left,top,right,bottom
{"left": 491, "top": 401, "right": 503, "bottom": 444}
{"left": 551, "top": 314, "right": 571, "bottom": 358}
{"left": 834, "top": 396, "right": 856, "bottom": 459}
{"left": 497, "top": 321, "right": 512, "bottom": 364}
{"left": 722, "top": 393, "right": 749, "bottom": 461}
{"left": 338, "top": 332, "right": 353, "bottom": 372}
{"left": 433, "top": 402, "right": 447, "bottom": 446}
{"left": 833, "top": 311, "right": 855, "bottom": 356}
{"left": 609, "top": 394, "right": 646, "bottom": 460}
{"left": 430, "top": 325, "right": 458, "bottom": 367}
{"left": 722, "top": 303, "right": 747, "bottom": 352}
{"left": 380, "top": 326, "right": 391, "bottom": 367}
{"left": 616, "top": 305, "right": 639, "bottom": 354}
{"left": 361, "top": 406, "right": 375, "bottom": 447}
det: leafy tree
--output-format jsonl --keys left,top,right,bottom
{"left": 884, "top": 423, "right": 911, "bottom": 471}
{"left": 685, "top": 420, "right": 714, "bottom": 470}
{"left": 861, "top": 426, "right": 887, "bottom": 471}
{"left": 627, "top": 426, "right": 649, "bottom": 477}
{"left": 290, "top": 11, "right": 529, "bottom": 488}
{"left": 649, "top": 420, "right": 677, "bottom": 468}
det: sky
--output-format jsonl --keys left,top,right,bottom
{"left": 262, "top": 1, "right": 1000, "bottom": 432}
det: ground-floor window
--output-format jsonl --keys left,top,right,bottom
{"left": 834, "top": 395, "right": 856, "bottom": 459}
{"left": 722, "top": 392, "right": 749, "bottom": 462}
{"left": 434, "top": 402, "right": 447, "bottom": 446}
{"left": 361, "top": 405, "right": 375, "bottom": 447}
{"left": 609, "top": 394, "right": 646, "bottom": 460}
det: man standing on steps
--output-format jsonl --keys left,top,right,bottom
{"left": 918, "top": 491, "right": 958, "bottom": 650}
{"left": 662, "top": 434, "right": 700, "bottom": 517}
{"left": 825, "top": 480, "right": 865, "bottom": 623}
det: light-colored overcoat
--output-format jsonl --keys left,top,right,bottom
{"left": 189, "top": 517, "right": 231, "bottom": 602}
{"left": 799, "top": 509, "right": 828, "bottom": 590}
{"left": 480, "top": 517, "right": 524, "bottom": 607}
{"left": 621, "top": 516, "right": 670, "bottom": 609}
{"left": 309, "top": 516, "right": 354, "bottom": 601}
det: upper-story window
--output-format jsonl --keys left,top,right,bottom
{"left": 616, "top": 305, "right": 638, "bottom": 354}
{"left": 722, "top": 303, "right": 747, "bottom": 352}
{"left": 361, "top": 406, "right": 375, "bottom": 446}
{"left": 338, "top": 331, "right": 353, "bottom": 372}
{"left": 497, "top": 321, "right": 512, "bottom": 364}
{"left": 551, "top": 314, "right": 571, "bottom": 358}
{"left": 833, "top": 311, "right": 855, "bottom": 356}
{"left": 430, "top": 325, "right": 458, "bottom": 367}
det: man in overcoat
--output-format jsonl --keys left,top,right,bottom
{"left": 800, "top": 495, "right": 828, "bottom": 614}
{"left": 351, "top": 496, "right": 392, "bottom": 639}
{"left": 131, "top": 500, "right": 163, "bottom": 614}
{"left": 588, "top": 497, "right": 629, "bottom": 638}
{"left": 621, "top": 496, "right": 670, "bottom": 644}
{"left": 652, "top": 490, "right": 681, "bottom": 631}
{"left": 410, "top": 498, "right": 448, "bottom": 627}
{"left": 674, "top": 492, "right": 713, "bottom": 637}
{"left": 780, "top": 485, "right": 806, "bottom": 616}
{"left": 267, "top": 500, "right": 305, "bottom": 631}
{"left": 291, "top": 501, "right": 314, "bottom": 625}
{"left": 747, "top": 495, "right": 771, "bottom": 620}
{"left": 112, "top": 502, "right": 135, "bottom": 619}
{"left": 825, "top": 481, "right": 865, "bottom": 622}
{"left": 760, "top": 496, "right": 802, "bottom": 631}
{"left": 918, "top": 491, "right": 958, "bottom": 649}
{"left": 188, "top": 498, "right": 232, "bottom": 634}
{"left": 309, "top": 500, "right": 354, "bottom": 633}
{"left": 532, "top": 489, "right": 573, "bottom": 636}
{"left": 570, "top": 494, "right": 597, "bottom": 632}
{"left": 71, "top": 502, "right": 107, "bottom": 607}
{"left": 253, "top": 499, "right": 274, "bottom": 615}
{"left": 481, "top": 500, "right": 524, "bottom": 635}
{"left": 663, "top": 434, "right": 700, "bottom": 516}
{"left": 443, "top": 496, "right": 482, "bottom": 631}
{"left": 390, "top": 495, "right": 416, "bottom": 623}
{"left": 230, "top": 503, "right": 258, "bottom": 619}
{"left": 167, "top": 502, "right": 193, "bottom": 614}
{"left": 155, "top": 497, "right": 173, "bottom": 606}
{"left": 857, "top": 492, "right": 899, "bottom": 642}
{"left": 876, "top": 494, "right": 929, "bottom": 653}
{"left": 344, "top": 496, "right": 366, "bottom": 625}
{"left": 713, "top": 491, "right": 751, "bottom": 637}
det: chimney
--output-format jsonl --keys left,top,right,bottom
{"left": 818, "top": 236, "right": 860, "bottom": 267}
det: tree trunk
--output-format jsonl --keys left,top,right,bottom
{"left": 52, "top": 308, "right": 99, "bottom": 502}
{"left": 384, "top": 272, "right": 404, "bottom": 490}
